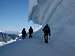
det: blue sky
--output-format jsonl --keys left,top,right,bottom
{"left": 0, "top": 0, "right": 28, "bottom": 32}
{"left": 0, "top": 0, "right": 40, "bottom": 32}
{"left": 0, "top": 0, "right": 41, "bottom": 32}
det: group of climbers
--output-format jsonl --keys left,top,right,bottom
{"left": 21, "top": 24, "right": 51, "bottom": 43}
{"left": 22, "top": 26, "right": 33, "bottom": 39}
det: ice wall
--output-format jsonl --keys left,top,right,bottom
{"left": 29, "top": 1, "right": 75, "bottom": 55}
{"left": 29, "top": 0, "right": 62, "bottom": 24}
{"left": 29, "top": 0, "right": 75, "bottom": 34}
{"left": 29, "top": 0, "right": 37, "bottom": 17}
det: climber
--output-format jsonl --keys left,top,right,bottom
{"left": 42, "top": 24, "right": 51, "bottom": 43}
{"left": 29, "top": 26, "right": 33, "bottom": 38}
{"left": 22, "top": 28, "right": 27, "bottom": 39}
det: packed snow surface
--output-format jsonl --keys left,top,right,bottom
{"left": 0, "top": 28, "right": 75, "bottom": 56}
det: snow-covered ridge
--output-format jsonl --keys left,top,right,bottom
{"left": 0, "top": 31, "right": 18, "bottom": 46}
{"left": 0, "top": 39, "right": 16, "bottom": 47}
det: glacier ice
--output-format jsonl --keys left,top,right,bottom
{"left": 29, "top": 0, "right": 75, "bottom": 56}
{"left": 29, "top": 0, "right": 75, "bottom": 36}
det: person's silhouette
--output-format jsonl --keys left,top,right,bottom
{"left": 42, "top": 24, "right": 51, "bottom": 43}
{"left": 22, "top": 28, "right": 26, "bottom": 39}
{"left": 29, "top": 26, "right": 33, "bottom": 38}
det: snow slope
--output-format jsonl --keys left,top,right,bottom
{"left": 0, "top": 29, "right": 75, "bottom": 56}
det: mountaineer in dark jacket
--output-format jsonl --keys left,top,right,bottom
{"left": 22, "top": 28, "right": 26, "bottom": 39}
{"left": 29, "top": 26, "right": 33, "bottom": 38}
{"left": 42, "top": 24, "right": 51, "bottom": 43}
